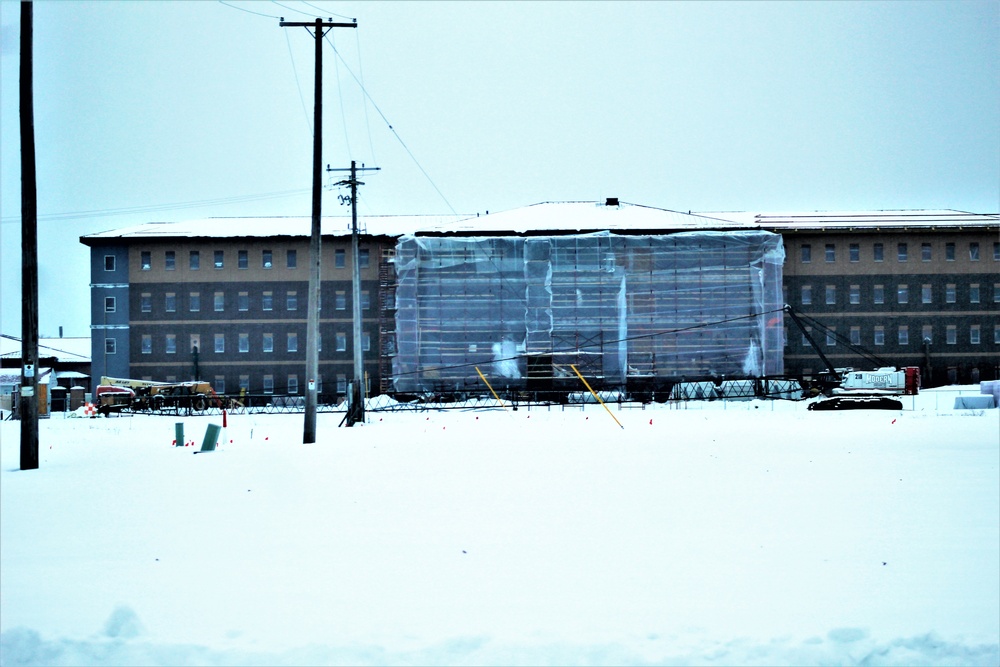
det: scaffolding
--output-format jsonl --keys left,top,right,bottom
{"left": 392, "top": 230, "right": 785, "bottom": 396}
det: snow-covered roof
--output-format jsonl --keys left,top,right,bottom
{"left": 0, "top": 336, "right": 91, "bottom": 363}
{"left": 78, "top": 204, "right": 999, "bottom": 244}
{"left": 700, "top": 209, "right": 999, "bottom": 230}
{"left": 80, "top": 214, "right": 472, "bottom": 243}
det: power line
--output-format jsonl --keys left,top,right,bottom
{"left": 322, "top": 33, "right": 458, "bottom": 216}
{"left": 284, "top": 28, "right": 312, "bottom": 135}
{"left": 271, "top": 1, "right": 315, "bottom": 18}
{"left": 217, "top": 1, "right": 281, "bottom": 19}
{"left": 297, "top": 0, "right": 355, "bottom": 21}
{"left": 0, "top": 188, "right": 311, "bottom": 225}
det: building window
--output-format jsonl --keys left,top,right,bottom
{"left": 263, "top": 375, "right": 274, "bottom": 395}
{"left": 239, "top": 375, "right": 250, "bottom": 393}
{"left": 335, "top": 290, "right": 347, "bottom": 310}
{"left": 361, "top": 290, "right": 371, "bottom": 310}
{"left": 825, "top": 285, "right": 836, "bottom": 305}
{"left": 945, "top": 284, "right": 956, "bottom": 304}
{"left": 362, "top": 332, "right": 371, "bottom": 352}
{"left": 287, "top": 249, "right": 297, "bottom": 269}
{"left": 141, "top": 251, "right": 151, "bottom": 270}
{"left": 874, "top": 326, "right": 885, "bottom": 346}
{"left": 849, "top": 285, "right": 860, "bottom": 305}
{"left": 995, "top": 283, "right": 1000, "bottom": 303}
{"left": 141, "top": 335, "right": 152, "bottom": 354}
{"left": 994, "top": 241, "right": 999, "bottom": 261}
{"left": 104, "top": 296, "right": 116, "bottom": 313}
{"left": 873, "top": 285, "right": 884, "bottom": 304}
{"left": 189, "top": 292, "right": 200, "bottom": 312}
{"left": 189, "top": 250, "right": 200, "bottom": 270}
{"left": 922, "top": 325, "right": 932, "bottom": 344}
{"left": 849, "top": 326, "right": 861, "bottom": 345}
{"left": 336, "top": 332, "right": 347, "bottom": 352}
{"left": 825, "top": 244, "right": 835, "bottom": 262}
{"left": 897, "top": 243, "right": 907, "bottom": 262}
{"left": 105, "top": 338, "right": 116, "bottom": 354}
{"left": 165, "top": 250, "right": 176, "bottom": 270}
{"left": 921, "top": 285, "right": 932, "bottom": 304}
{"left": 104, "top": 255, "right": 116, "bottom": 271}
{"left": 945, "top": 242, "right": 955, "bottom": 261}
{"left": 263, "top": 333, "right": 274, "bottom": 353}
{"left": 288, "top": 375, "right": 299, "bottom": 394}
{"left": 898, "top": 326, "right": 908, "bottom": 346}
{"left": 239, "top": 333, "right": 249, "bottom": 353}
{"left": 165, "top": 293, "right": 176, "bottom": 312}
{"left": 214, "top": 292, "right": 225, "bottom": 312}
{"left": 335, "top": 248, "right": 346, "bottom": 268}
{"left": 970, "top": 325, "right": 980, "bottom": 345}
{"left": 994, "top": 324, "right": 1000, "bottom": 344}
{"left": 336, "top": 374, "right": 347, "bottom": 393}
{"left": 969, "top": 242, "right": 980, "bottom": 261}
{"left": 238, "top": 250, "right": 248, "bottom": 269}
{"left": 166, "top": 334, "right": 176, "bottom": 354}
{"left": 263, "top": 250, "right": 273, "bottom": 269}
{"left": 215, "top": 376, "right": 226, "bottom": 394}
{"left": 359, "top": 248, "right": 370, "bottom": 268}
{"left": 873, "top": 243, "right": 884, "bottom": 262}
{"left": 970, "top": 284, "right": 980, "bottom": 303}
{"left": 825, "top": 330, "right": 836, "bottom": 347}
{"left": 214, "top": 250, "right": 224, "bottom": 269}
{"left": 801, "top": 285, "right": 812, "bottom": 305}
{"left": 238, "top": 292, "right": 249, "bottom": 312}
{"left": 141, "top": 293, "right": 151, "bottom": 313}
{"left": 287, "top": 291, "right": 298, "bottom": 311}
{"left": 946, "top": 325, "right": 957, "bottom": 345}
{"left": 921, "top": 243, "right": 932, "bottom": 261}
{"left": 849, "top": 243, "right": 859, "bottom": 262}
{"left": 262, "top": 291, "right": 273, "bottom": 311}
{"left": 214, "top": 333, "right": 224, "bottom": 353}
{"left": 190, "top": 334, "right": 200, "bottom": 355}
{"left": 287, "top": 332, "right": 298, "bottom": 353}
{"left": 897, "top": 285, "right": 908, "bottom": 304}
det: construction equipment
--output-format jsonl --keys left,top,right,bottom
{"left": 97, "top": 376, "right": 219, "bottom": 415}
{"left": 784, "top": 307, "right": 920, "bottom": 410}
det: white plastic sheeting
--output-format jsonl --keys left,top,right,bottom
{"left": 392, "top": 230, "right": 784, "bottom": 394}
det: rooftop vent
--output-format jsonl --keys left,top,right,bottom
{"left": 605, "top": 197, "right": 619, "bottom": 206}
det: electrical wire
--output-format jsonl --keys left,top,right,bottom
{"left": 284, "top": 28, "right": 313, "bottom": 135}
{"left": 322, "top": 33, "right": 458, "bottom": 216}
{"left": 217, "top": 1, "right": 281, "bottom": 19}
{"left": 355, "top": 29, "right": 378, "bottom": 165}
{"left": 271, "top": 1, "right": 316, "bottom": 18}
{"left": 297, "top": 0, "right": 355, "bottom": 21}
{"left": 0, "top": 189, "right": 311, "bottom": 225}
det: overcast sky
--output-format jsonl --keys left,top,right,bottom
{"left": 1, "top": 0, "right": 998, "bottom": 339}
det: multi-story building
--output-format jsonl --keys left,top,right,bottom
{"left": 81, "top": 215, "right": 462, "bottom": 401}
{"left": 744, "top": 211, "right": 999, "bottom": 385}
{"left": 81, "top": 204, "right": 999, "bottom": 400}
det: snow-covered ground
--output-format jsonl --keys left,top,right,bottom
{"left": 1, "top": 387, "right": 998, "bottom": 666}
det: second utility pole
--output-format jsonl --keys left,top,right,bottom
{"left": 280, "top": 17, "right": 356, "bottom": 444}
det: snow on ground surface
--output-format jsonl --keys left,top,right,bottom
{"left": 1, "top": 387, "right": 998, "bottom": 666}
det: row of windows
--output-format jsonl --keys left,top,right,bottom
{"left": 799, "top": 241, "right": 999, "bottom": 264}
{"left": 797, "top": 282, "right": 1000, "bottom": 306}
{"left": 136, "top": 289, "right": 375, "bottom": 314}
{"left": 792, "top": 324, "right": 1000, "bottom": 347}
{"left": 112, "top": 248, "right": 371, "bottom": 272}
{"left": 105, "top": 322, "right": 1000, "bottom": 357}
{"left": 137, "top": 331, "right": 372, "bottom": 355}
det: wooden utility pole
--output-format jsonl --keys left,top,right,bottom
{"left": 20, "top": 0, "right": 39, "bottom": 471}
{"left": 280, "top": 17, "right": 357, "bottom": 443}
{"left": 328, "top": 161, "right": 379, "bottom": 427}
